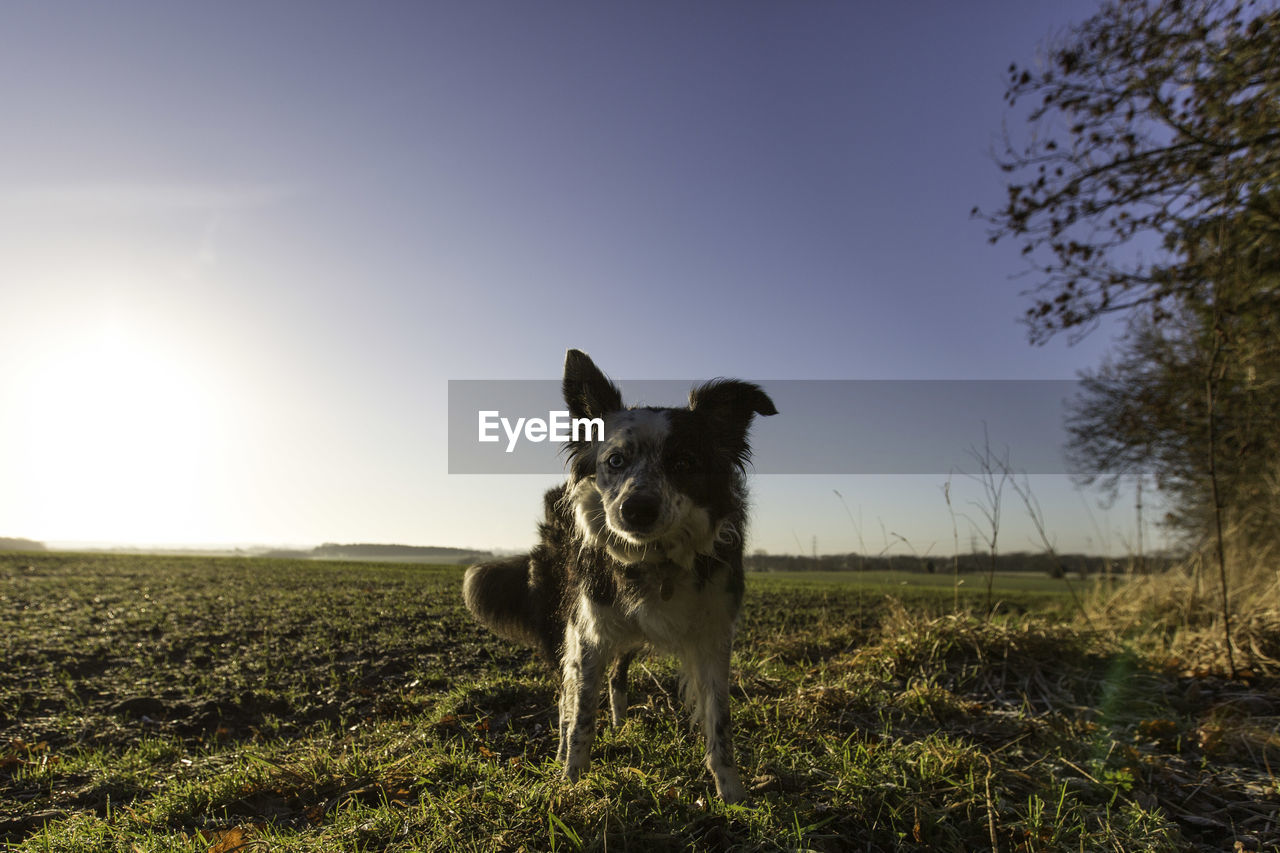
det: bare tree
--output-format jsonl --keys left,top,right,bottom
{"left": 976, "top": 0, "right": 1280, "bottom": 345}
{"left": 980, "top": 0, "right": 1280, "bottom": 671}
{"left": 1204, "top": 321, "right": 1237, "bottom": 677}
{"left": 1009, "top": 471, "right": 1095, "bottom": 628}
{"left": 958, "top": 425, "right": 1011, "bottom": 618}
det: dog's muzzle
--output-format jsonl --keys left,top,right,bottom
{"left": 618, "top": 493, "right": 661, "bottom": 534}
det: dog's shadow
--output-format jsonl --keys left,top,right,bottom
{"left": 443, "top": 679, "right": 558, "bottom": 754}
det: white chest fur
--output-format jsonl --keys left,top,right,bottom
{"left": 575, "top": 561, "right": 738, "bottom": 658}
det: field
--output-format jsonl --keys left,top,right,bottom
{"left": 1, "top": 553, "right": 1276, "bottom": 851}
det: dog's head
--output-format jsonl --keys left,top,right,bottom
{"left": 560, "top": 349, "right": 776, "bottom": 566}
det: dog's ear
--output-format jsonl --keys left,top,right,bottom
{"left": 689, "top": 379, "right": 777, "bottom": 422}
{"left": 563, "top": 349, "right": 623, "bottom": 421}
{"left": 689, "top": 379, "right": 777, "bottom": 469}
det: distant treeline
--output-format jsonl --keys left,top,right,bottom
{"left": 746, "top": 550, "right": 1178, "bottom": 578}
{"left": 260, "top": 543, "right": 493, "bottom": 564}
{"left": 0, "top": 537, "right": 45, "bottom": 551}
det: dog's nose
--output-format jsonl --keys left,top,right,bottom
{"left": 620, "top": 495, "right": 661, "bottom": 530}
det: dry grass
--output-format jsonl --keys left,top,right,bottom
{"left": 1085, "top": 545, "right": 1280, "bottom": 678}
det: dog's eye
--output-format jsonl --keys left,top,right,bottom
{"left": 606, "top": 452, "right": 627, "bottom": 470}
{"left": 672, "top": 452, "right": 697, "bottom": 473}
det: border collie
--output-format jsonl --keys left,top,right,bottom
{"left": 462, "top": 349, "right": 776, "bottom": 802}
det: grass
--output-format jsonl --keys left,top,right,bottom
{"left": 748, "top": 568, "right": 1086, "bottom": 602}
{"left": 1, "top": 552, "right": 1276, "bottom": 851}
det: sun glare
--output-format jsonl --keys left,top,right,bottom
{"left": 14, "top": 318, "right": 229, "bottom": 544}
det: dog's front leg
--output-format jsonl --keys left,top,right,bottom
{"left": 558, "top": 622, "right": 603, "bottom": 781}
{"left": 608, "top": 650, "right": 635, "bottom": 727}
{"left": 686, "top": 640, "right": 747, "bottom": 803}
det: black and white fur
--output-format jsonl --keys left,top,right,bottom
{"left": 462, "top": 349, "right": 776, "bottom": 802}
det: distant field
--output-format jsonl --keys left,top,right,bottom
{"left": 0, "top": 552, "right": 1273, "bottom": 851}
{"left": 750, "top": 568, "right": 1096, "bottom": 593}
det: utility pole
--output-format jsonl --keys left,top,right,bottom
{"left": 1135, "top": 477, "right": 1145, "bottom": 574}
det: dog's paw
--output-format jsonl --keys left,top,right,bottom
{"left": 563, "top": 757, "right": 590, "bottom": 783}
{"left": 714, "top": 772, "right": 747, "bottom": 804}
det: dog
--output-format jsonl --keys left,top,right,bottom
{"left": 462, "top": 349, "right": 776, "bottom": 802}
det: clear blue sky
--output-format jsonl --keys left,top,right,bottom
{"left": 0, "top": 1, "right": 1159, "bottom": 557}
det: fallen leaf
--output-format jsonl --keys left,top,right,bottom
{"left": 1137, "top": 718, "right": 1178, "bottom": 739}
{"left": 202, "top": 826, "right": 251, "bottom": 853}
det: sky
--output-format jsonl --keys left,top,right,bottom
{"left": 0, "top": 1, "right": 1164, "bottom": 558}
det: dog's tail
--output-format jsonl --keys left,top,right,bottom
{"left": 462, "top": 554, "right": 562, "bottom": 665}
